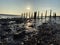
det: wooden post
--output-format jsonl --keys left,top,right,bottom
{"left": 53, "top": 12, "right": 56, "bottom": 20}
{"left": 24, "top": 13, "right": 25, "bottom": 18}
{"left": 34, "top": 11, "right": 37, "bottom": 28}
{"left": 34, "top": 11, "right": 37, "bottom": 19}
{"left": 45, "top": 10, "right": 47, "bottom": 19}
{"left": 38, "top": 11, "right": 40, "bottom": 19}
{"left": 41, "top": 13, "right": 43, "bottom": 19}
{"left": 49, "top": 10, "right": 52, "bottom": 21}
{"left": 26, "top": 13, "right": 28, "bottom": 18}
{"left": 41, "top": 13, "right": 43, "bottom": 23}
{"left": 45, "top": 10, "right": 47, "bottom": 23}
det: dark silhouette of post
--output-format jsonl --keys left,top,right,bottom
{"left": 45, "top": 10, "right": 47, "bottom": 23}
{"left": 41, "top": 13, "right": 43, "bottom": 19}
{"left": 34, "top": 11, "right": 37, "bottom": 19}
{"left": 38, "top": 11, "right": 40, "bottom": 19}
{"left": 24, "top": 13, "right": 25, "bottom": 18}
{"left": 45, "top": 10, "right": 47, "bottom": 18}
{"left": 50, "top": 10, "right": 52, "bottom": 17}
{"left": 41, "top": 13, "right": 43, "bottom": 23}
{"left": 21, "top": 13, "right": 23, "bottom": 18}
{"left": 49, "top": 10, "right": 52, "bottom": 21}
{"left": 53, "top": 12, "right": 56, "bottom": 20}
{"left": 34, "top": 11, "right": 37, "bottom": 28}
{"left": 26, "top": 13, "right": 28, "bottom": 18}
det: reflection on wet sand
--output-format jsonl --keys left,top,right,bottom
{"left": 25, "top": 19, "right": 37, "bottom": 32}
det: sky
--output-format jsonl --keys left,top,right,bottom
{"left": 0, "top": 0, "right": 60, "bottom": 16}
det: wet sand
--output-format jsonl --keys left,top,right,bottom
{"left": 0, "top": 18, "right": 60, "bottom": 45}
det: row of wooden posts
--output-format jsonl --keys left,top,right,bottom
{"left": 20, "top": 10, "right": 56, "bottom": 19}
